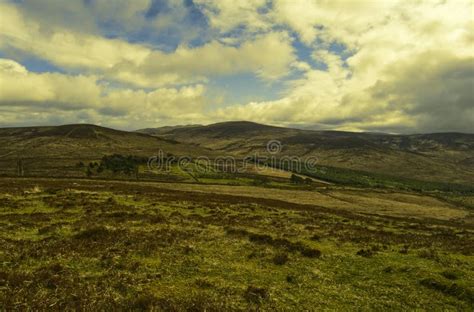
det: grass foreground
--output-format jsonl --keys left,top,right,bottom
{"left": 1, "top": 178, "right": 473, "bottom": 310}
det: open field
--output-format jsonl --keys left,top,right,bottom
{"left": 2, "top": 0, "right": 474, "bottom": 309}
{"left": 1, "top": 124, "right": 473, "bottom": 310}
{"left": 1, "top": 178, "right": 473, "bottom": 310}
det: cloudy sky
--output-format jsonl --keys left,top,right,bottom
{"left": 0, "top": 0, "right": 472, "bottom": 133}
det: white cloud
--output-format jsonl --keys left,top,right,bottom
{"left": 195, "top": 0, "right": 270, "bottom": 33}
{"left": 0, "top": 0, "right": 473, "bottom": 132}
{"left": 0, "top": 59, "right": 102, "bottom": 109}
{"left": 208, "top": 0, "right": 474, "bottom": 132}
{"left": 0, "top": 2, "right": 295, "bottom": 88}
{"left": 2, "top": 0, "right": 154, "bottom": 35}
{"left": 0, "top": 58, "right": 209, "bottom": 128}
{"left": 128, "top": 31, "right": 296, "bottom": 86}
{"left": 0, "top": 3, "right": 150, "bottom": 71}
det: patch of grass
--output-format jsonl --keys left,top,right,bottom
{"left": 272, "top": 253, "right": 289, "bottom": 265}
{"left": 356, "top": 248, "right": 375, "bottom": 257}
{"left": 419, "top": 278, "right": 474, "bottom": 303}
{"left": 1, "top": 178, "right": 473, "bottom": 310}
{"left": 417, "top": 248, "right": 439, "bottom": 261}
{"left": 248, "top": 233, "right": 273, "bottom": 244}
{"left": 73, "top": 225, "right": 112, "bottom": 241}
{"left": 301, "top": 247, "right": 322, "bottom": 258}
{"left": 244, "top": 285, "right": 269, "bottom": 303}
{"left": 441, "top": 270, "right": 460, "bottom": 281}
{"left": 279, "top": 162, "right": 474, "bottom": 194}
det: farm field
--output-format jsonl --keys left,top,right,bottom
{"left": 1, "top": 177, "right": 473, "bottom": 310}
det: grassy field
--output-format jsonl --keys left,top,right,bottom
{"left": 299, "top": 165, "right": 474, "bottom": 194}
{"left": 1, "top": 178, "right": 473, "bottom": 310}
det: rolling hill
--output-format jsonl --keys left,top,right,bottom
{"left": 0, "top": 122, "right": 472, "bottom": 185}
{"left": 137, "top": 121, "right": 474, "bottom": 185}
{"left": 0, "top": 124, "right": 213, "bottom": 176}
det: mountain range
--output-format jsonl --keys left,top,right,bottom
{"left": 0, "top": 121, "right": 473, "bottom": 184}
{"left": 137, "top": 121, "right": 474, "bottom": 184}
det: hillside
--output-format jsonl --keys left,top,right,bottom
{"left": 0, "top": 124, "right": 212, "bottom": 176}
{"left": 1, "top": 122, "right": 473, "bottom": 185}
{"left": 138, "top": 121, "right": 474, "bottom": 185}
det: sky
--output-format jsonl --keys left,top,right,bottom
{"left": 0, "top": 0, "right": 472, "bottom": 133}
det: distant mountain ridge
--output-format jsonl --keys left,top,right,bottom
{"left": 0, "top": 123, "right": 212, "bottom": 160}
{"left": 138, "top": 124, "right": 203, "bottom": 136}
{"left": 136, "top": 121, "right": 474, "bottom": 184}
{"left": 137, "top": 121, "right": 474, "bottom": 152}
{"left": 0, "top": 122, "right": 473, "bottom": 184}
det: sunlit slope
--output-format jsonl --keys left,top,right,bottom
{"left": 139, "top": 121, "right": 474, "bottom": 184}
{"left": 0, "top": 124, "right": 213, "bottom": 176}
